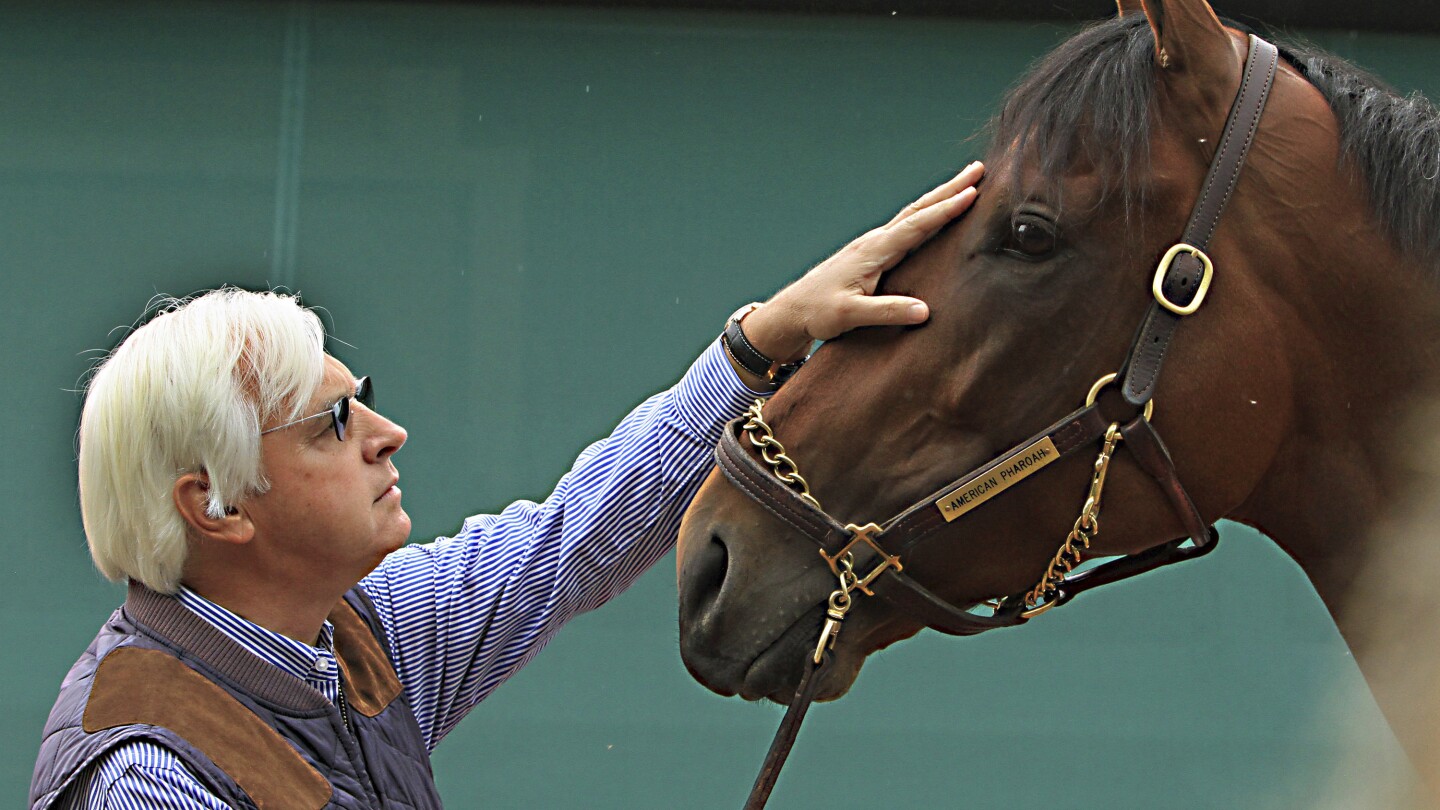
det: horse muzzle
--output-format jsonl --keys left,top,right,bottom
{"left": 677, "top": 471, "right": 865, "bottom": 703}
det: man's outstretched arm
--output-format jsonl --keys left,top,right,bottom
{"left": 360, "top": 163, "right": 985, "bottom": 750}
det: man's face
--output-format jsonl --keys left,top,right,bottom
{"left": 242, "top": 355, "right": 411, "bottom": 584}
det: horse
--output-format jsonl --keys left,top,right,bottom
{"left": 675, "top": 0, "right": 1440, "bottom": 801}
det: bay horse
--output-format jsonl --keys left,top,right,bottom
{"left": 676, "top": 0, "right": 1440, "bottom": 801}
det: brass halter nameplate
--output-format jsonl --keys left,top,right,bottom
{"left": 936, "top": 436, "right": 1060, "bottom": 523}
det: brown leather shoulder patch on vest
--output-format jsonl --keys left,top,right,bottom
{"left": 329, "top": 598, "right": 402, "bottom": 717}
{"left": 83, "top": 646, "right": 331, "bottom": 810}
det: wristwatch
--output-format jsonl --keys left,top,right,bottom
{"left": 722, "top": 302, "right": 806, "bottom": 389}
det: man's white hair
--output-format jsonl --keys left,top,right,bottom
{"left": 79, "top": 288, "right": 326, "bottom": 594}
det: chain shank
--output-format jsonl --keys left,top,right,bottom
{"left": 742, "top": 400, "right": 821, "bottom": 510}
{"left": 1023, "top": 424, "right": 1122, "bottom": 612}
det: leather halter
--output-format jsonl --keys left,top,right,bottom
{"left": 720, "top": 34, "right": 1279, "bottom": 809}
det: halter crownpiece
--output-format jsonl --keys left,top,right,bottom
{"left": 727, "top": 33, "right": 1279, "bottom": 810}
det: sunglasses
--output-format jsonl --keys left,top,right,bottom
{"left": 261, "top": 377, "right": 374, "bottom": 441}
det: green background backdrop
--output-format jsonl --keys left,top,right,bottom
{"left": 4, "top": 1, "right": 1438, "bottom": 806}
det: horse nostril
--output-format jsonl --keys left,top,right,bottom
{"left": 703, "top": 534, "right": 729, "bottom": 595}
{"left": 681, "top": 533, "right": 731, "bottom": 625}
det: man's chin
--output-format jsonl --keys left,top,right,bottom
{"left": 361, "top": 519, "right": 411, "bottom": 576}
{"left": 361, "top": 546, "right": 399, "bottom": 578}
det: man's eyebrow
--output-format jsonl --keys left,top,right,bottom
{"left": 300, "top": 383, "right": 350, "bottom": 415}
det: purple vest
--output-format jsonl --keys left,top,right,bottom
{"left": 30, "top": 584, "right": 443, "bottom": 809}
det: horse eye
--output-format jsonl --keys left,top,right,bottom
{"left": 1003, "top": 215, "right": 1058, "bottom": 261}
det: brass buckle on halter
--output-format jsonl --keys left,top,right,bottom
{"left": 1152, "top": 243, "right": 1214, "bottom": 316}
{"left": 818, "top": 523, "right": 903, "bottom": 597}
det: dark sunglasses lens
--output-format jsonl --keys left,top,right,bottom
{"left": 333, "top": 378, "right": 373, "bottom": 441}
{"left": 356, "top": 376, "right": 374, "bottom": 409}
{"left": 333, "top": 396, "right": 351, "bottom": 442}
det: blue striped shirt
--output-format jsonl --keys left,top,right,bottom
{"left": 59, "top": 340, "right": 760, "bottom": 809}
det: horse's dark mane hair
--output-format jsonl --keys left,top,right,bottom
{"left": 1285, "top": 41, "right": 1440, "bottom": 261}
{"left": 991, "top": 15, "right": 1440, "bottom": 264}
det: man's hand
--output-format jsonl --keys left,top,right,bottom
{"left": 741, "top": 161, "right": 984, "bottom": 363}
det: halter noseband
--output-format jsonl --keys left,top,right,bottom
{"left": 719, "top": 34, "right": 1280, "bottom": 809}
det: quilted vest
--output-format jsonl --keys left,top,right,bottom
{"left": 30, "top": 582, "right": 443, "bottom": 809}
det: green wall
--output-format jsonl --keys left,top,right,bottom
{"left": 5, "top": 2, "right": 1438, "bottom": 806}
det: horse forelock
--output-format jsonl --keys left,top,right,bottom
{"left": 990, "top": 16, "right": 1157, "bottom": 222}
{"left": 992, "top": 14, "right": 1440, "bottom": 269}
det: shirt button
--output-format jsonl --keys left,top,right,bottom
{"left": 316, "top": 658, "right": 332, "bottom": 673}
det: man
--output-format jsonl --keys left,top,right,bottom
{"left": 31, "top": 164, "right": 983, "bottom": 809}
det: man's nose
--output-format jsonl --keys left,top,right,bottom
{"left": 361, "top": 407, "right": 407, "bottom": 462}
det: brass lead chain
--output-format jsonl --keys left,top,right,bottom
{"left": 741, "top": 399, "right": 821, "bottom": 510}
{"left": 1022, "top": 423, "right": 1123, "bottom": 614}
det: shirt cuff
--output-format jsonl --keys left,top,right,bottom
{"left": 669, "top": 337, "right": 773, "bottom": 444}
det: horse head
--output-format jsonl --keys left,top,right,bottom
{"left": 677, "top": 0, "right": 1440, "bottom": 714}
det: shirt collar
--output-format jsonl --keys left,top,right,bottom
{"left": 174, "top": 585, "right": 337, "bottom": 685}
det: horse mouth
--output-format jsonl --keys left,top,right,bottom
{"left": 734, "top": 607, "right": 821, "bottom": 702}
{"left": 680, "top": 597, "right": 838, "bottom": 704}
{"left": 734, "top": 602, "right": 871, "bottom": 704}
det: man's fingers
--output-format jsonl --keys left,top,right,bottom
{"left": 883, "top": 162, "right": 980, "bottom": 226}
{"left": 792, "top": 164, "right": 979, "bottom": 341}
{"left": 840, "top": 295, "right": 930, "bottom": 332}
{"left": 884, "top": 161, "right": 985, "bottom": 227}
{"left": 847, "top": 184, "right": 978, "bottom": 274}
{"left": 887, "top": 186, "right": 977, "bottom": 245}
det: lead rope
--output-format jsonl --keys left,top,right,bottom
{"left": 743, "top": 653, "right": 830, "bottom": 810}
{"left": 744, "top": 557, "right": 857, "bottom": 810}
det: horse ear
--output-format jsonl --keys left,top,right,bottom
{"left": 1115, "top": 0, "right": 1145, "bottom": 17}
{"left": 1136, "top": 0, "right": 1234, "bottom": 77}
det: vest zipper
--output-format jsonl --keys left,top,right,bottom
{"left": 337, "top": 683, "right": 352, "bottom": 732}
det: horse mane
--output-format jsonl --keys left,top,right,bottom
{"left": 1285, "top": 42, "right": 1440, "bottom": 262}
{"left": 991, "top": 15, "right": 1440, "bottom": 265}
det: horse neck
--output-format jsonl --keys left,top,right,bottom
{"left": 1219, "top": 205, "right": 1440, "bottom": 794}
{"left": 1231, "top": 214, "right": 1440, "bottom": 628}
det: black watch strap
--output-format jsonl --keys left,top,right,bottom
{"left": 723, "top": 309, "right": 804, "bottom": 387}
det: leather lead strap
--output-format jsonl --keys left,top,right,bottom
{"left": 1120, "top": 36, "right": 1278, "bottom": 406}
{"left": 744, "top": 654, "right": 830, "bottom": 810}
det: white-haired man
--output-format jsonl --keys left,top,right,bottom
{"left": 30, "top": 165, "right": 983, "bottom": 809}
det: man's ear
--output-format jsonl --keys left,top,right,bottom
{"left": 173, "top": 472, "right": 254, "bottom": 546}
